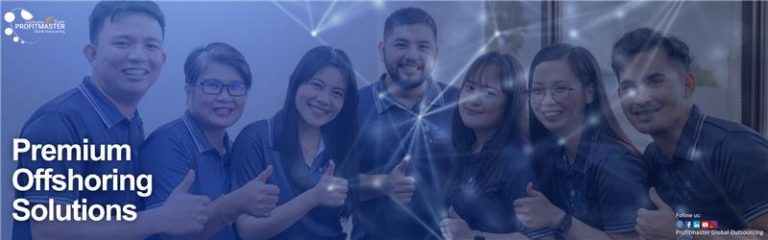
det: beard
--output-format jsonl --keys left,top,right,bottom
{"left": 383, "top": 53, "right": 430, "bottom": 90}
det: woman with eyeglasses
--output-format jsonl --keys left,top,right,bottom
{"left": 141, "top": 42, "right": 280, "bottom": 239}
{"left": 514, "top": 44, "right": 651, "bottom": 240}
{"left": 230, "top": 46, "right": 359, "bottom": 240}
{"left": 438, "top": 52, "right": 551, "bottom": 240}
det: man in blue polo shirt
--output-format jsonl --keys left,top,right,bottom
{"left": 612, "top": 28, "right": 768, "bottom": 239}
{"left": 352, "top": 7, "right": 458, "bottom": 240}
{"left": 12, "top": 1, "right": 211, "bottom": 239}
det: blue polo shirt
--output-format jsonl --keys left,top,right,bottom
{"left": 12, "top": 77, "right": 145, "bottom": 239}
{"left": 230, "top": 111, "right": 345, "bottom": 240}
{"left": 352, "top": 75, "right": 459, "bottom": 240}
{"left": 535, "top": 126, "right": 651, "bottom": 236}
{"left": 140, "top": 111, "right": 235, "bottom": 240}
{"left": 645, "top": 105, "right": 768, "bottom": 230}
{"left": 447, "top": 144, "right": 552, "bottom": 239}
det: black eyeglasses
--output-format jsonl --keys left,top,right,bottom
{"left": 527, "top": 86, "right": 576, "bottom": 104}
{"left": 198, "top": 79, "right": 248, "bottom": 97}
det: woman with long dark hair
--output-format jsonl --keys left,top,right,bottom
{"left": 514, "top": 44, "right": 650, "bottom": 240}
{"left": 439, "top": 52, "right": 549, "bottom": 240}
{"left": 230, "top": 46, "right": 359, "bottom": 240}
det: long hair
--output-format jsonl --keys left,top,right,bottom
{"left": 448, "top": 51, "right": 528, "bottom": 191}
{"left": 278, "top": 46, "right": 359, "bottom": 195}
{"left": 528, "top": 44, "right": 638, "bottom": 164}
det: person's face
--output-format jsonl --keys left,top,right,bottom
{"left": 459, "top": 65, "right": 507, "bottom": 134}
{"left": 530, "top": 60, "right": 593, "bottom": 137}
{"left": 295, "top": 66, "right": 346, "bottom": 129}
{"left": 379, "top": 24, "right": 438, "bottom": 89}
{"left": 85, "top": 13, "right": 166, "bottom": 101}
{"left": 617, "top": 47, "right": 695, "bottom": 136}
{"left": 186, "top": 62, "right": 248, "bottom": 131}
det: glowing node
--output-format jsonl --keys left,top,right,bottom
{"left": 311, "top": 30, "right": 318, "bottom": 37}
{"left": 4, "top": 27, "right": 13, "bottom": 36}
{"left": 494, "top": 30, "right": 501, "bottom": 38}
{"left": 569, "top": 30, "right": 579, "bottom": 39}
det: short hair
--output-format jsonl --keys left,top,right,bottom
{"left": 610, "top": 27, "right": 692, "bottom": 79}
{"left": 383, "top": 7, "right": 437, "bottom": 42}
{"left": 89, "top": 1, "right": 165, "bottom": 43}
{"left": 184, "top": 42, "right": 252, "bottom": 88}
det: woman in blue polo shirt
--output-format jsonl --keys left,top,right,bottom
{"left": 230, "top": 46, "right": 359, "bottom": 240}
{"left": 438, "top": 52, "right": 551, "bottom": 240}
{"left": 141, "top": 42, "right": 280, "bottom": 240}
{"left": 514, "top": 44, "right": 651, "bottom": 240}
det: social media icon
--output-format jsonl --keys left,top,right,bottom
{"left": 693, "top": 220, "right": 701, "bottom": 229}
{"left": 676, "top": 220, "right": 684, "bottom": 229}
{"left": 710, "top": 221, "right": 718, "bottom": 229}
{"left": 686, "top": 221, "right": 691, "bottom": 229}
{"left": 701, "top": 221, "right": 709, "bottom": 229}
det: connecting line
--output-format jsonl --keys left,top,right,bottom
{"left": 388, "top": 195, "right": 445, "bottom": 240}
{"left": 314, "top": 0, "right": 337, "bottom": 33}
{"left": 304, "top": 0, "right": 315, "bottom": 30}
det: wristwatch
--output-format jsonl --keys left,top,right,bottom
{"left": 473, "top": 230, "right": 486, "bottom": 240}
{"left": 556, "top": 213, "right": 573, "bottom": 234}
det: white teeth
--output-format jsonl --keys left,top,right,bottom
{"left": 123, "top": 69, "right": 147, "bottom": 76}
{"left": 309, "top": 104, "right": 328, "bottom": 115}
{"left": 543, "top": 111, "right": 562, "bottom": 117}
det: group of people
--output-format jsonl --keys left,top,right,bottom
{"left": 12, "top": 1, "right": 768, "bottom": 240}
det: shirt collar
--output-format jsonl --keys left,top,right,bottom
{"left": 183, "top": 111, "right": 231, "bottom": 154}
{"left": 671, "top": 105, "right": 706, "bottom": 163}
{"left": 554, "top": 126, "right": 598, "bottom": 173}
{"left": 266, "top": 111, "right": 326, "bottom": 157}
{"left": 371, "top": 74, "right": 446, "bottom": 114}
{"left": 78, "top": 77, "right": 138, "bottom": 128}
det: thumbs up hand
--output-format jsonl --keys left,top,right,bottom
{"left": 233, "top": 165, "right": 280, "bottom": 217}
{"left": 386, "top": 158, "right": 416, "bottom": 204}
{"left": 310, "top": 160, "right": 349, "bottom": 207}
{"left": 159, "top": 170, "right": 212, "bottom": 235}
{"left": 440, "top": 206, "right": 473, "bottom": 240}
{"left": 636, "top": 187, "right": 676, "bottom": 240}
{"left": 513, "top": 182, "right": 565, "bottom": 229}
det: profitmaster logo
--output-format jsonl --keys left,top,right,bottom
{"left": 3, "top": 7, "right": 66, "bottom": 45}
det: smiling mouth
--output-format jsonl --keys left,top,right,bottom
{"left": 213, "top": 107, "right": 233, "bottom": 116}
{"left": 122, "top": 68, "right": 149, "bottom": 77}
{"left": 631, "top": 106, "right": 661, "bottom": 116}
{"left": 399, "top": 64, "right": 422, "bottom": 74}
{"left": 308, "top": 103, "right": 330, "bottom": 117}
{"left": 541, "top": 110, "right": 564, "bottom": 118}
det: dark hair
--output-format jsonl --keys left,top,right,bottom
{"left": 529, "top": 44, "right": 638, "bottom": 156}
{"left": 384, "top": 7, "right": 437, "bottom": 42}
{"left": 184, "top": 42, "right": 252, "bottom": 88}
{"left": 89, "top": 1, "right": 165, "bottom": 43}
{"left": 610, "top": 27, "right": 692, "bottom": 79}
{"left": 449, "top": 52, "right": 528, "bottom": 190}
{"left": 279, "top": 46, "right": 359, "bottom": 212}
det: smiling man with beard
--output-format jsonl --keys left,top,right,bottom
{"left": 352, "top": 7, "right": 459, "bottom": 240}
{"left": 612, "top": 28, "right": 768, "bottom": 240}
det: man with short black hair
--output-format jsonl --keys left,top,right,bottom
{"left": 612, "top": 27, "right": 768, "bottom": 240}
{"left": 12, "top": 1, "right": 211, "bottom": 239}
{"left": 353, "top": 7, "right": 458, "bottom": 240}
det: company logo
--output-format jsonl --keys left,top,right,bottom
{"left": 4, "top": 8, "right": 66, "bottom": 44}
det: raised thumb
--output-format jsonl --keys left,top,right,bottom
{"left": 171, "top": 170, "right": 195, "bottom": 195}
{"left": 526, "top": 182, "right": 542, "bottom": 197}
{"left": 326, "top": 160, "right": 336, "bottom": 176}
{"left": 255, "top": 165, "right": 273, "bottom": 182}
